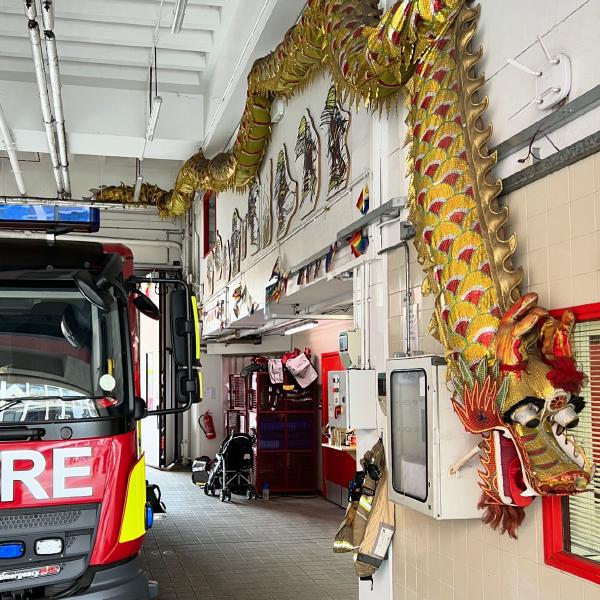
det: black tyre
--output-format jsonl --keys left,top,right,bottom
{"left": 203, "top": 484, "right": 210, "bottom": 496}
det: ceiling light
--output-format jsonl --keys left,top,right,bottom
{"left": 145, "top": 96, "right": 162, "bottom": 142}
{"left": 284, "top": 321, "right": 318, "bottom": 336}
{"left": 171, "top": 0, "right": 188, "bottom": 34}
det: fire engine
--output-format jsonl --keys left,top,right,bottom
{"left": 0, "top": 206, "right": 201, "bottom": 599}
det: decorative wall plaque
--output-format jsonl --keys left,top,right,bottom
{"left": 241, "top": 215, "right": 248, "bottom": 260}
{"left": 274, "top": 145, "right": 298, "bottom": 239}
{"left": 230, "top": 209, "right": 242, "bottom": 277}
{"left": 260, "top": 159, "right": 273, "bottom": 249}
{"left": 206, "top": 251, "right": 215, "bottom": 296}
{"left": 320, "top": 85, "right": 351, "bottom": 198}
{"left": 222, "top": 240, "right": 231, "bottom": 283}
{"left": 247, "top": 179, "right": 261, "bottom": 255}
{"left": 295, "top": 110, "right": 321, "bottom": 218}
{"left": 213, "top": 232, "right": 223, "bottom": 280}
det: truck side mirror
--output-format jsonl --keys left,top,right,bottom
{"left": 170, "top": 288, "right": 194, "bottom": 367}
{"left": 73, "top": 270, "right": 113, "bottom": 310}
{"left": 132, "top": 291, "right": 160, "bottom": 321}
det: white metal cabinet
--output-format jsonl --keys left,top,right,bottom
{"left": 386, "top": 355, "right": 481, "bottom": 519}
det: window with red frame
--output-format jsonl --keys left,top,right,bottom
{"left": 543, "top": 302, "right": 600, "bottom": 585}
{"left": 202, "top": 190, "right": 217, "bottom": 257}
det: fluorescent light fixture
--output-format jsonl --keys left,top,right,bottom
{"left": 145, "top": 96, "right": 163, "bottom": 142}
{"left": 133, "top": 175, "right": 143, "bottom": 202}
{"left": 284, "top": 321, "right": 318, "bottom": 336}
{"left": 171, "top": 0, "right": 189, "bottom": 34}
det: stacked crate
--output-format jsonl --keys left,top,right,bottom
{"left": 249, "top": 371, "right": 317, "bottom": 494}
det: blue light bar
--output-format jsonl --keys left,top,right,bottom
{"left": 0, "top": 205, "right": 100, "bottom": 233}
{"left": 0, "top": 542, "right": 25, "bottom": 560}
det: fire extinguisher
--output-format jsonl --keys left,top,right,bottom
{"left": 199, "top": 411, "right": 216, "bottom": 440}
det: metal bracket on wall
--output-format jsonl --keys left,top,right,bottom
{"left": 492, "top": 83, "right": 600, "bottom": 160}
{"left": 336, "top": 196, "right": 406, "bottom": 241}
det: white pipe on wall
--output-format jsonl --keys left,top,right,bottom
{"left": 40, "top": 0, "right": 71, "bottom": 196}
{"left": 23, "top": 0, "right": 63, "bottom": 195}
{"left": 0, "top": 104, "right": 26, "bottom": 196}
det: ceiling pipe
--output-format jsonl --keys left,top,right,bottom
{"left": 0, "top": 104, "right": 27, "bottom": 196}
{"left": 23, "top": 0, "right": 63, "bottom": 196}
{"left": 40, "top": 0, "right": 71, "bottom": 197}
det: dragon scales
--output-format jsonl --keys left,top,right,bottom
{"left": 97, "top": 1, "right": 593, "bottom": 535}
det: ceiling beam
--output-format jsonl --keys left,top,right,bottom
{"left": 0, "top": 0, "right": 221, "bottom": 30}
{"left": 0, "top": 55, "right": 199, "bottom": 86}
{"left": 0, "top": 12, "right": 213, "bottom": 53}
{"left": 0, "top": 37, "right": 206, "bottom": 72}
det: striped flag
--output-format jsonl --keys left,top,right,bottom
{"left": 349, "top": 230, "right": 369, "bottom": 257}
{"left": 356, "top": 184, "right": 369, "bottom": 215}
{"left": 325, "top": 243, "right": 337, "bottom": 272}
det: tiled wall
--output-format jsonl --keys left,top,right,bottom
{"left": 388, "top": 153, "right": 600, "bottom": 600}
{"left": 507, "top": 153, "right": 600, "bottom": 310}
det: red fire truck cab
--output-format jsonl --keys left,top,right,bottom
{"left": 0, "top": 238, "right": 200, "bottom": 599}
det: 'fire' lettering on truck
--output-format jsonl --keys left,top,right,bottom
{"left": 0, "top": 447, "right": 93, "bottom": 502}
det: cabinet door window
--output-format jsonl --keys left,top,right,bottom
{"left": 390, "top": 369, "right": 428, "bottom": 502}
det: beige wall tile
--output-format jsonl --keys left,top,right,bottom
{"left": 528, "top": 282, "right": 550, "bottom": 308}
{"left": 547, "top": 168, "right": 570, "bottom": 209}
{"left": 549, "top": 276, "right": 573, "bottom": 309}
{"left": 569, "top": 155, "right": 595, "bottom": 201}
{"left": 547, "top": 204, "right": 571, "bottom": 244}
{"left": 517, "top": 558, "right": 539, "bottom": 600}
{"left": 389, "top": 268, "right": 402, "bottom": 294}
{"left": 528, "top": 247, "right": 549, "bottom": 285}
{"left": 389, "top": 291, "right": 403, "bottom": 317}
{"left": 548, "top": 241, "right": 572, "bottom": 281}
{"left": 571, "top": 194, "right": 596, "bottom": 238}
{"left": 571, "top": 231, "right": 596, "bottom": 276}
{"left": 525, "top": 177, "right": 548, "bottom": 216}
{"left": 527, "top": 212, "right": 548, "bottom": 251}
{"left": 572, "top": 271, "right": 599, "bottom": 306}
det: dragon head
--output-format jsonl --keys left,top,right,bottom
{"left": 452, "top": 293, "right": 592, "bottom": 525}
{"left": 494, "top": 293, "right": 591, "bottom": 499}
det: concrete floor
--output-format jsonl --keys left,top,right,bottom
{"left": 141, "top": 469, "right": 359, "bottom": 600}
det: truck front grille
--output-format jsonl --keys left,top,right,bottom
{"left": 0, "top": 509, "right": 82, "bottom": 531}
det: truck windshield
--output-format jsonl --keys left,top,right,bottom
{"left": 0, "top": 284, "right": 127, "bottom": 422}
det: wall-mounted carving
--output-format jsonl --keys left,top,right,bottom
{"left": 320, "top": 85, "right": 351, "bottom": 199}
{"left": 295, "top": 110, "right": 321, "bottom": 218}
{"left": 222, "top": 240, "right": 230, "bottom": 283}
{"left": 274, "top": 146, "right": 298, "bottom": 240}
{"left": 230, "top": 209, "right": 243, "bottom": 277}
{"left": 213, "top": 232, "right": 223, "bottom": 280}
{"left": 260, "top": 159, "right": 273, "bottom": 249}
{"left": 247, "top": 179, "right": 261, "bottom": 255}
{"left": 206, "top": 251, "right": 215, "bottom": 296}
{"left": 241, "top": 215, "right": 248, "bottom": 260}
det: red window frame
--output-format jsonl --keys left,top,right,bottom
{"left": 542, "top": 301, "right": 600, "bottom": 585}
{"left": 202, "top": 190, "right": 217, "bottom": 258}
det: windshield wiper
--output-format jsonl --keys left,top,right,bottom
{"left": 0, "top": 395, "right": 107, "bottom": 403}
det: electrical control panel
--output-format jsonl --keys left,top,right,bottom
{"left": 328, "top": 369, "right": 377, "bottom": 430}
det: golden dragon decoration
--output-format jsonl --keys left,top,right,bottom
{"left": 98, "top": 0, "right": 593, "bottom": 536}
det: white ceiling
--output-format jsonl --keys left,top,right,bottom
{"left": 0, "top": 0, "right": 307, "bottom": 198}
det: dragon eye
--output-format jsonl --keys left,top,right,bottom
{"left": 552, "top": 405, "right": 579, "bottom": 429}
{"left": 511, "top": 402, "right": 541, "bottom": 428}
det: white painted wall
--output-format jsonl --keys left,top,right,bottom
{"left": 199, "top": 72, "right": 372, "bottom": 312}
